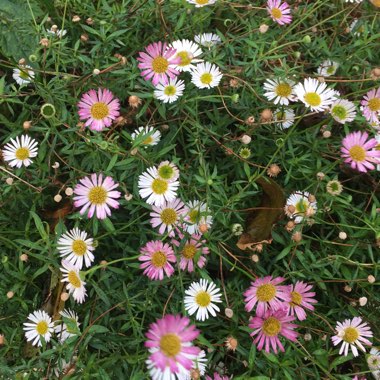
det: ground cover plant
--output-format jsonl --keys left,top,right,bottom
{"left": 0, "top": 0, "right": 380, "bottom": 379}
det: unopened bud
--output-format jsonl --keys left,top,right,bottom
{"left": 20, "top": 254, "right": 28, "bottom": 262}
{"left": 40, "top": 38, "right": 49, "bottom": 47}
{"left": 124, "top": 193, "right": 133, "bottom": 201}
{"left": 323, "top": 130, "right": 331, "bottom": 138}
{"left": 60, "top": 292, "right": 70, "bottom": 301}
{"left": 316, "top": 172, "right": 325, "bottom": 180}
{"left": 261, "top": 109, "right": 273, "bottom": 122}
{"left": 225, "top": 308, "right": 234, "bottom": 318}
{"left": 52, "top": 162, "right": 60, "bottom": 169}
{"left": 6, "top": 291, "right": 14, "bottom": 299}
{"left": 5, "top": 178, "right": 13, "bottom": 185}
{"left": 368, "top": 275, "right": 376, "bottom": 284}
{"left": 304, "top": 333, "right": 312, "bottom": 341}
{"left": 259, "top": 24, "right": 269, "bottom": 33}
{"left": 251, "top": 254, "right": 259, "bottom": 262}
{"left": 65, "top": 187, "right": 74, "bottom": 196}
{"left": 344, "top": 285, "right": 352, "bottom": 292}
{"left": 72, "top": 15, "right": 81, "bottom": 22}
{"left": 199, "top": 224, "right": 208, "bottom": 234}
{"left": 240, "top": 135, "right": 251, "bottom": 145}
{"left": 339, "top": 231, "right": 347, "bottom": 240}
{"left": 18, "top": 58, "right": 26, "bottom": 65}
{"left": 93, "top": 68, "right": 100, "bottom": 75}
{"left": 86, "top": 18, "right": 93, "bottom": 25}
{"left": 23, "top": 120, "right": 32, "bottom": 130}
{"left": 292, "top": 231, "right": 302, "bottom": 243}
{"left": 128, "top": 95, "right": 142, "bottom": 109}
{"left": 54, "top": 194, "right": 62, "bottom": 202}
{"left": 359, "top": 297, "right": 368, "bottom": 306}
{"left": 80, "top": 34, "right": 88, "bottom": 42}
{"left": 245, "top": 116, "right": 255, "bottom": 126}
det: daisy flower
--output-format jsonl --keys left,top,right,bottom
{"left": 57, "top": 227, "right": 95, "bottom": 269}
{"left": 157, "top": 161, "right": 180, "bottom": 182}
{"left": 249, "top": 309, "right": 298, "bottom": 354}
{"left": 194, "top": 33, "right": 221, "bottom": 49}
{"left": 77, "top": 88, "right": 120, "bottom": 132}
{"left": 60, "top": 260, "right": 87, "bottom": 304}
{"left": 331, "top": 317, "right": 373, "bottom": 357}
{"left": 349, "top": 19, "right": 365, "bottom": 36}
{"left": 367, "top": 347, "right": 380, "bottom": 372}
{"left": 285, "top": 191, "right": 317, "bottom": 224}
{"left": 131, "top": 126, "right": 161, "bottom": 147}
{"left": 139, "top": 240, "right": 176, "bottom": 280}
{"left": 46, "top": 26, "right": 67, "bottom": 37}
{"left": 263, "top": 78, "right": 296, "bottom": 105}
{"left": 287, "top": 281, "right": 317, "bottom": 321}
{"left": 54, "top": 309, "right": 80, "bottom": 343}
{"left": 179, "top": 350, "right": 207, "bottom": 380}
{"left": 191, "top": 62, "right": 223, "bottom": 89}
{"left": 2, "top": 135, "right": 38, "bottom": 168}
{"left": 185, "top": 200, "right": 213, "bottom": 234}
{"left": 294, "top": 77, "right": 339, "bottom": 112}
{"left": 206, "top": 374, "right": 232, "bottom": 380}
{"left": 23, "top": 310, "right": 54, "bottom": 347}
{"left": 244, "top": 276, "right": 291, "bottom": 314}
{"left": 13, "top": 65, "right": 35, "bottom": 86}
{"left": 172, "top": 232, "right": 209, "bottom": 272}
{"left": 184, "top": 279, "right": 222, "bottom": 321}
{"left": 145, "top": 314, "right": 200, "bottom": 378}
{"left": 317, "top": 60, "right": 339, "bottom": 77}
{"left": 330, "top": 99, "right": 357, "bottom": 124}
{"left": 341, "top": 131, "right": 380, "bottom": 172}
{"left": 361, "top": 88, "right": 380, "bottom": 123}
{"left": 267, "top": 0, "right": 292, "bottom": 25}
{"left": 137, "top": 41, "right": 180, "bottom": 86}
{"left": 154, "top": 78, "right": 185, "bottom": 104}
{"left": 326, "top": 179, "right": 343, "bottom": 196}
{"left": 171, "top": 39, "right": 203, "bottom": 72}
{"left": 187, "top": 0, "right": 217, "bottom": 7}
{"left": 73, "top": 173, "right": 121, "bottom": 219}
{"left": 138, "top": 167, "right": 179, "bottom": 206}
{"left": 274, "top": 108, "right": 295, "bottom": 129}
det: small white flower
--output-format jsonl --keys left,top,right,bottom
{"left": 285, "top": 191, "right": 317, "bottom": 224}
{"left": 138, "top": 167, "right": 179, "bottom": 206}
{"left": 185, "top": 200, "right": 213, "bottom": 234}
{"left": 274, "top": 108, "right": 295, "bottom": 129}
{"left": 46, "top": 27, "right": 67, "bottom": 37}
{"left": 184, "top": 279, "right": 222, "bottom": 321}
{"left": 194, "top": 33, "right": 221, "bottom": 49}
{"left": 171, "top": 39, "right": 203, "bottom": 72}
{"left": 191, "top": 62, "right": 223, "bottom": 89}
{"left": 157, "top": 161, "right": 180, "bottom": 182}
{"left": 2, "top": 135, "right": 38, "bottom": 168}
{"left": 330, "top": 99, "right": 357, "bottom": 124}
{"left": 186, "top": 0, "right": 217, "bottom": 7}
{"left": 60, "top": 260, "right": 87, "bottom": 304}
{"left": 263, "top": 78, "right": 296, "bottom": 105}
{"left": 23, "top": 310, "right": 54, "bottom": 347}
{"left": 154, "top": 78, "right": 185, "bottom": 104}
{"left": 317, "top": 60, "right": 339, "bottom": 77}
{"left": 146, "top": 359, "right": 191, "bottom": 380}
{"left": 178, "top": 350, "right": 208, "bottom": 380}
{"left": 349, "top": 19, "right": 365, "bottom": 36}
{"left": 57, "top": 227, "right": 95, "bottom": 269}
{"left": 54, "top": 309, "right": 80, "bottom": 343}
{"left": 131, "top": 126, "right": 161, "bottom": 147}
{"left": 13, "top": 65, "right": 35, "bottom": 86}
{"left": 368, "top": 347, "right": 380, "bottom": 371}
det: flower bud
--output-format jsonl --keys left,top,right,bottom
{"left": 128, "top": 95, "right": 142, "bottom": 109}
{"left": 65, "top": 187, "right": 74, "bottom": 196}
{"left": 54, "top": 194, "right": 62, "bottom": 202}
{"left": 259, "top": 24, "right": 269, "bottom": 33}
{"left": 72, "top": 15, "right": 81, "bottom": 22}
{"left": 6, "top": 291, "right": 14, "bottom": 299}
{"left": 20, "top": 254, "right": 28, "bottom": 262}
{"left": 225, "top": 308, "right": 234, "bottom": 318}
{"left": 338, "top": 231, "right": 347, "bottom": 240}
{"left": 5, "top": 178, "right": 13, "bottom": 185}
{"left": 93, "top": 68, "right": 100, "bottom": 75}
{"left": 23, "top": 120, "right": 32, "bottom": 130}
{"left": 240, "top": 135, "right": 251, "bottom": 145}
{"left": 60, "top": 292, "right": 70, "bottom": 301}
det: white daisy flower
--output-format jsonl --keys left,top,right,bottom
{"left": 178, "top": 350, "right": 208, "bottom": 380}
{"left": 157, "top": 161, "right": 180, "bottom": 182}
{"left": 345, "top": 0, "right": 363, "bottom": 3}
{"left": 2, "top": 135, "right": 38, "bottom": 168}
{"left": 191, "top": 62, "right": 223, "bottom": 89}
{"left": 317, "top": 60, "right": 339, "bottom": 77}
{"left": 184, "top": 279, "right": 222, "bottom": 321}
{"left": 294, "top": 77, "right": 339, "bottom": 112}
{"left": 194, "top": 33, "right": 221, "bottom": 49}
{"left": 187, "top": 0, "right": 217, "bottom": 7}
{"left": 138, "top": 167, "right": 179, "bottom": 206}
{"left": 349, "top": 19, "right": 365, "bottom": 36}
{"left": 185, "top": 200, "right": 213, "bottom": 234}
{"left": 368, "top": 347, "right": 380, "bottom": 380}
{"left": 285, "top": 191, "right": 317, "bottom": 224}
{"left": 146, "top": 358, "right": 191, "bottom": 380}
{"left": 23, "top": 310, "right": 54, "bottom": 347}
{"left": 171, "top": 39, "right": 203, "bottom": 72}
{"left": 263, "top": 78, "right": 296, "bottom": 105}
{"left": 12, "top": 65, "right": 35, "bottom": 86}
{"left": 154, "top": 78, "right": 185, "bottom": 104}
{"left": 274, "top": 108, "right": 295, "bottom": 129}
{"left": 54, "top": 309, "right": 80, "bottom": 343}
{"left": 57, "top": 227, "right": 95, "bottom": 269}
{"left": 60, "top": 260, "right": 87, "bottom": 304}
{"left": 46, "top": 26, "right": 67, "bottom": 37}
{"left": 330, "top": 99, "right": 357, "bottom": 124}
{"left": 131, "top": 126, "right": 161, "bottom": 147}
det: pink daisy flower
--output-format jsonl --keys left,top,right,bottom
{"left": 150, "top": 198, "right": 187, "bottom": 237}
{"left": 267, "top": 0, "right": 292, "bottom": 25}
{"left": 73, "top": 173, "right": 121, "bottom": 219}
{"left": 331, "top": 317, "right": 373, "bottom": 357}
{"left": 341, "top": 131, "right": 380, "bottom": 172}
{"left": 137, "top": 41, "right": 181, "bottom": 86}
{"left": 287, "top": 281, "right": 317, "bottom": 321}
{"left": 244, "top": 276, "right": 291, "bottom": 314}
{"left": 77, "top": 88, "right": 120, "bottom": 132}
{"left": 206, "top": 374, "right": 232, "bottom": 380}
{"left": 145, "top": 314, "right": 200, "bottom": 377}
{"left": 172, "top": 232, "right": 209, "bottom": 272}
{"left": 139, "top": 240, "right": 176, "bottom": 280}
{"left": 249, "top": 308, "right": 298, "bottom": 354}
{"left": 361, "top": 88, "right": 380, "bottom": 123}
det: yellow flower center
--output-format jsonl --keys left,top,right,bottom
{"left": 143, "top": 136, "right": 153, "bottom": 145}
{"left": 177, "top": 51, "right": 192, "bottom": 66}
{"left": 88, "top": 186, "right": 107, "bottom": 205}
{"left": 19, "top": 69, "right": 31, "bottom": 80}
{"left": 188, "top": 209, "right": 199, "bottom": 223}
{"left": 271, "top": 7, "right": 283, "bottom": 19}
{"left": 262, "top": 317, "right": 281, "bottom": 337}
{"left": 256, "top": 283, "right": 276, "bottom": 302}
{"left": 158, "top": 165, "right": 174, "bottom": 180}
{"left": 200, "top": 73, "right": 213, "bottom": 85}
{"left": 326, "top": 65, "right": 336, "bottom": 75}
{"left": 295, "top": 199, "right": 308, "bottom": 214}
{"left": 151, "top": 250, "right": 167, "bottom": 268}
{"left": 342, "top": 327, "right": 359, "bottom": 343}
{"left": 290, "top": 291, "right": 303, "bottom": 307}
{"left": 304, "top": 92, "right": 322, "bottom": 107}
{"left": 275, "top": 83, "right": 292, "bottom": 97}
{"left": 151, "top": 56, "right": 169, "bottom": 74}
{"left": 160, "top": 208, "right": 177, "bottom": 225}
{"left": 182, "top": 243, "right": 197, "bottom": 259}
{"left": 349, "top": 145, "right": 366, "bottom": 162}
{"left": 159, "top": 333, "right": 181, "bottom": 357}
{"left": 15, "top": 147, "right": 30, "bottom": 161}
{"left": 72, "top": 240, "right": 87, "bottom": 256}
{"left": 68, "top": 270, "right": 81, "bottom": 288}
{"left": 195, "top": 291, "right": 211, "bottom": 307}
{"left": 164, "top": 85, "right": 176, "bottom": 96}
{"left": 376, "top": 143, "right": 380, "bottom": 151}
{"left": 90, "top": 102, "right": 109, "bottom": 120}
{"left": 151, "top": 178, "right": 168, "bottom": 195}
{"left": 36, "top": 321, "right": 48, "bottom": 335}
{"left": 368, "top": 97, "right": 380, "bottom": 112}
{"left": 331, "top": 105, "right": 347, "bottom": 120}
